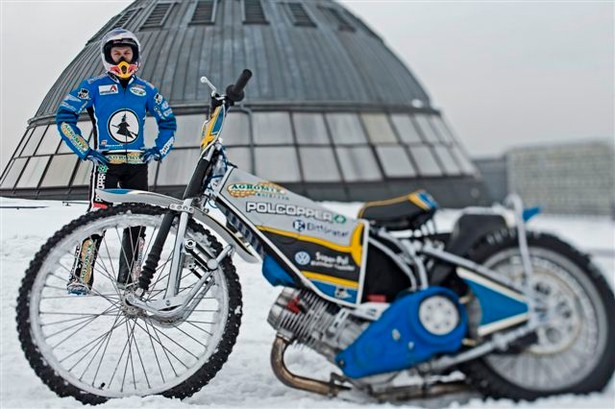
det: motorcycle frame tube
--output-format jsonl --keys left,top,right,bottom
{"left": 504, "top": 193, "right": 537, "bottom": 325}
{"left": 419, "top": 244, "right": 526, "bottom": 294}
{"left": 95, "top": 188, "right": 259, "bottom": 263}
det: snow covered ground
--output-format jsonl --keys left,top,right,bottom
{"left": 1, "top": 197, "right": 613, "bottom": 408}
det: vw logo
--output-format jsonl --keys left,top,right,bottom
{"left": 294, "top": 251, "right": 311, "bottom": 266}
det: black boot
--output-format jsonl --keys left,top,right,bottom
{"left": 117, "top": 226, "right": 145, "bottom": 289}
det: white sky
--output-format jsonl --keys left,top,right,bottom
{"left": 1, "top": 0, "right": 613, "bottom": 171}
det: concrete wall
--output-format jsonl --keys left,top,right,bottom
{"left": 475, "top": 140, "right": 614, "bottom": 216}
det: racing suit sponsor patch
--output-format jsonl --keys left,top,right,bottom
{"left": 130, "top": 87, "right": 146, "bottom": 97}
{"left": 106, "top": 151, "right": 146, "bottom": 165}
{"left": 99, "top": 84, "right": 119, "bottom": 95}
{"left": 64, "top": 94, "right": 82, "bottom": 103}
{"left": 77, "top": 88, "right": 90, "bottom": 99}
{"left": 60, "top": 123, "right": 89, "bottom": 155}
{"left": 159, "top": 137, "right": 174, "bottom": 157}
{"left": 60, "top": 101, "right": 77, "bottom": 112}
{"left": 107, "top": 110, "right": 140, "bottom": 143}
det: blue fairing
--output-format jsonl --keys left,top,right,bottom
{"left": 336, "top": 287, "right": 467, "bottom": 379}
{"left": 262, "top": 255, "right": 296, "bottom": 287}
{"left": 103, "top": 188, "right": 132, "bottom": 195}
{"left": 462, "top": 277, "right": 528, "bottom": 328}
{"left": 522, "top": 206, "right": 541, "bottom": 222}
{"left": 310, "top": 280, "right": 358, "bottom": 303}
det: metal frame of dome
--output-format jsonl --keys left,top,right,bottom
{"left": 0, "top": 0, "right": 489, "bottom": 207}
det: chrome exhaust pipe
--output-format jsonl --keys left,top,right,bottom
{"left": 270, "top": 336, "right": 350, "bottom": 397}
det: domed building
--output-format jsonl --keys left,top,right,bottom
{"left": 0, "top": 0, "right": 487, "bottom": 206}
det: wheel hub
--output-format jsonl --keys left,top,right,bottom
{"left": 529, "top": 273, "right": 580, "bottom": 355}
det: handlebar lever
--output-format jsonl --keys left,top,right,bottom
{"left": 200, "top": 75, "right": 218, "bottom": 94}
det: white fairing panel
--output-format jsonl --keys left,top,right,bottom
{"left": 217, "top": 168, "right": 369, "bottom": 306}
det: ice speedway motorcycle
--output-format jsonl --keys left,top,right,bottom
{"left": 17, "top": 70, "right": 614, "bottom": 405}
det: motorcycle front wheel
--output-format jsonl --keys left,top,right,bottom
{"left": 16, "top": 204, "right": 242, "bottom": 404}
{"left": 461, "top": 228, "right": 615, "bottom": 400}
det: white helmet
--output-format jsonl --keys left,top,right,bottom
{"left": 101, "top": 28, "right": 141, "bottom": 79}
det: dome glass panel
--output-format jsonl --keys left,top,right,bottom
{"left": 293, "top": 113, "right": 329, "bottom": 145}
{"left": 0, "top": 158, "right": 28, "bottom": 189}
{"left": 253, "top": 112, "right": 293, "bottom": 145}
{"left": 20, "top": 126, "right": 46, "bottom": 157}
{"left": 391, "top": 114, "right": 423, "bottom": 144}
{"left": 414, "top": 114, "right": 441, "bottom": 144}
{"left": 376, "top": 146, "right": 417, "bottom": 178}
{"left": 16, "top": 157, "right": 50, "bottom": 188}
{"left": 335, "top": 146, "right": 381, "bottom": 181}
{"left": 326, "top": 113, "right": 367, "bottom": 145}
{"left": 40, "top": 155, "right": 78, "bottom": 187}
{"left": 299, "top": 147, "right": 341, "bottom": 182}
{"left": 361, "top": 113, "right": 397, "bottom": 144}
{"left": 254, "top": 147, "right": 301, "bottom": 182}
{"left": 410, "top": 146, "right": 442, "bottom": 176}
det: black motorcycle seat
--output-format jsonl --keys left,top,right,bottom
{"left": 357, "top": 190, "right": 438, "bottom": 231}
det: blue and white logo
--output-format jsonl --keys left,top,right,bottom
{"left": 293, "top": 219, "right": 307, "bottom": 232}
{"left": 292, "top": 218, "right": 349, "bottom": 238}
{"left": 294, "top": 251, "right": 311, "bottom": 266}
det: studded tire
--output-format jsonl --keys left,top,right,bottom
{"left": 16, "top": 204, "right": 243, "bottom": 404}
{"left": 460, "top": 228, "right": 615, "bottom": 401}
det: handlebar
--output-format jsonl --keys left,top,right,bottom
{"left": 225, "top": 69, "right": 252, "bottom": 103}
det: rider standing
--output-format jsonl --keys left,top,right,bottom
{"left": 56, "top": 28, "right": 177, "bottom": 294}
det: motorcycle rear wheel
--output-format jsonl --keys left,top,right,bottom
{"left": 461, "top": 228, "right": 614, "bottom": 400}
{"left": 16, "top": 204, "right": 242, "bottom": 404}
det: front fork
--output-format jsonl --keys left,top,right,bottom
{"left": 166, "top": 198, "right": 196, "bottom": 297}
{"left": 132, "top": 196, "right": 234, "bottom": 319}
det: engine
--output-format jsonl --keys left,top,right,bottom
{"left": 267, "top": 288, "right": 366, "bottom": 362}
{"left": 268, "top": 286, "right": 468, "bottom": 380}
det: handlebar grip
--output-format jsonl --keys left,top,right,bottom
{"left": 226, "top": 69, "right": 252, "bottom": 103}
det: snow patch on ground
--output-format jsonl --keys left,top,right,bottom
{"left": 1, "top": 197, "right": 613, "bottom": 408}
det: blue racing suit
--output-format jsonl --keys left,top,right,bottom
{"left": 56, "top": 73, "right": 176, "bottom": 164}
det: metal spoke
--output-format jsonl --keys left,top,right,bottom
{"left": 184, "top": 320, "right": 213, "bottom": 337}
{"left": 67, "top": 314, "right": 127, "bottom": 372}
{"left": 77, "top": 308, "right": 126, "bottom": 383}
{"left": 185, "top": 320, "right": 216, "bottom": 325}
{"left": 133, "top": 319, "right": 190, "bottom": 371}
{"left": 171, "top": 324, "right": 209, "bottom": 349}
{"left": 56, "top": 305, "right": 125, "bottom": 363}
{"left": 143, "top": 323, "right": 199, "bottom": 360}
{"left": 129, "top": 319, "right": 152, "bottom": 390}
{"left": 119, "top": 318, "right": 139, "bottom": 392}
{"left": 483, "top": 249, "right": 604, "bottom": 391}
{"left": 26, "top": 210, "right": 233, "bottom": 398}
{"left": 141, "top": 318, "right": 166, "bottom": 383}
{"left": 91, "top": 309, "right": 127, "bottom": 388}
{"left": 107, "top": 320, "right": 135, "bottom": 391}
{"left": 42, "top": 311, "right": 119, "bottom": 327}
{"left": 40, "top": 310, "right": 116, "bottom": 327}
{"left": 99, "top": 233, "right": 121, "bottom": 293}
{"left": 50, "top": 311, "right": 110, "bottom": 351}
